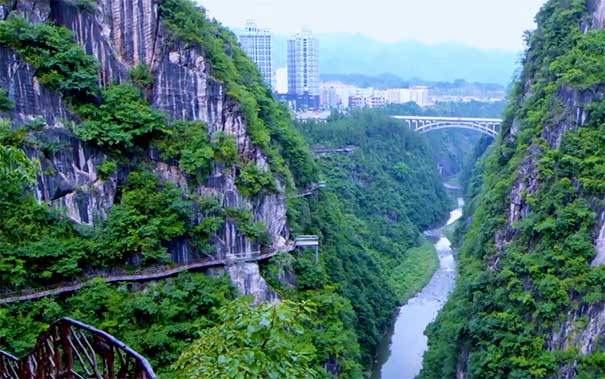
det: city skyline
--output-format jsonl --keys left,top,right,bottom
{"left": 200, "top": 0, "right": 547, "bottom": 52}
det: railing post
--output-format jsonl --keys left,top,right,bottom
{"left": 61, "top": 324, "right": 75, "bottom": 379}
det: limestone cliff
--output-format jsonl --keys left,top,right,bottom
{"left": 420, "top": 0, "right": 605, "bottom": 377}
{"left": 0, "top": 0, "right": 289, "bottom": 301}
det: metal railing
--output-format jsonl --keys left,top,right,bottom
{"left": 0, "top": 318, "right": 156, "bottom": 379}
{"left": 294, "top": 236, "right": 320, "bottom": 263}
{"left": 0, "top": 250, "right": 281, "bottom": 304}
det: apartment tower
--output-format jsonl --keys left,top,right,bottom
{"left": 287, "top": 28, "right": 320, "bottom": 109}
{"left": 238, "top": 20, "right": 273, "bottom": 88}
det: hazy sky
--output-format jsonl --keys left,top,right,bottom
{"left": 200, "top": 0, "right": 547, "bottom": 51}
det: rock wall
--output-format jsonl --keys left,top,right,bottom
{"left": 0, "top": 0, "right": 287, "bottom": 301}
{"left": 455, "top": 0, "right": 605, "bottom": 376}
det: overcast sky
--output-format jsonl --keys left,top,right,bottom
{"left": 200, "top": 0, "right": 547, "bottom": 51}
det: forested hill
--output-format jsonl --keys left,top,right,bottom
{"left": 421, "top": 0, "right": 605, "bottom": 377}
{"left": 289, "top": 109, "right": 451, "bottom": 364}
{"left": 0, "top": 0, "right": 450, "bottom": 377}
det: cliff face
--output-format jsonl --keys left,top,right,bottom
{"left": 500, "top": 3, "right": 605, "bottom": 374}
{"left": 0, "top": 0, "right": 287, "bottom": 301}
{"left": 421, "top": 0, "right": 605, "bottom": 378}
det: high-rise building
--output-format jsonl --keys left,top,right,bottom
{"left": 274, "top": 67, "right": 288, "bottom": 94}
{"left": 287, "top": 28, "right": 320, "bottom": 109}
{"left": 238, "top": 20, "right": 273, "bottom": 88}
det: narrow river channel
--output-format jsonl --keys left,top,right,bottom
{"left": 372, "top": 198, "right": 465, "bottom": 379}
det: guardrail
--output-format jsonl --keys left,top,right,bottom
{"left": 0, "top": 318, "right": 156, "bottom": 379}
{"left": 0, "top": 251, "right": 280, "bottom": 304}
{"left": 294, "top": 236, "right": 320, "bottom": 263}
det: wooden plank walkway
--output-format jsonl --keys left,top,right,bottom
{"left": 312, "top": 146, "right": 358, "bottom": 154}
{"left": 0, "top": 251, "right": 279, "bottom": 304}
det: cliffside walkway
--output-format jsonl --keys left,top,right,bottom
{"left": 0, "top": 251, "right": 280, "bottom": 304}
{"left": 312, "top": 146, "right": 359, "bottom": 154}
{"left": 293, "top": 182, "right": 326, "bottom": 198}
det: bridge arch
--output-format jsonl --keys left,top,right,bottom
{"left": 392, "top": 116, "right": 502, "bottom": 138}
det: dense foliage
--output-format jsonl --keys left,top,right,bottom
{"left": 0, "top": 273, "right": 236, "bottom": 377}
{"left": 236, "top": 162, "right": 278, "bottom": 197}
{"left": 0, "top": 15, "right": 99, "bottom": 103}
{"left": 384, "top": 100, "right": 504, "bottom": 179}
{"left": 97, "top": 170, "right": 192, "bottom": 265}
{"left": 421, "top": 0, "right": 605, "bottom": 377}
{"left": 75, "top": 84, "right": 166, "bottom": 150}
{"left": 0, "top": 3, "right": 456, "bottom": 378}
{"left": 173, "top": 298, "right": 318, "bottom": 379}
{"left": 298, "top": 110, "right": 450, "bottom": 230}
{"left": 159, "top": 0, "right": 317, "bottom": 188}
{"left": 0, "top": 88, "right": 13, "bottom": 112}
{"left": 291, "top": 109, "right": 451, "bottom": 364}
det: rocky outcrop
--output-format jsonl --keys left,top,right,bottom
{"left": 0, "top": 0, "right": 287, "bottom": 301}
{"left": 467, "top": 0, "right": 605, "bottom": 376}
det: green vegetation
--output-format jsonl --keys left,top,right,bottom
{"left": 173, "top": 298, "right": 318, "bottom": 379}
{"left": 0, "top": 147, "right": 97, "bottom": 289}
{"left": 0, "top": 273, "right": 236, "bottom": 377}
{"left": 97, "top": 170, "right": 192, "bottom": 265}
{"left": 157, "top": 120, "right": 215, "bottom": 181}
{"left": 291, "top": 109, "right": 450, "bottom": 364}
{"left": 159, "top": 0, "right": 318, "bottom": 188}
{"left": 236, "top": 162, "right": 277, "bottom": 197}
{"left": 0, "top": 15, "right": 99, "bottom": 103}
{"left": 0, "top": 3, "right": 456, "bottom": 378}
{"left": 385, "top": 100, "right": 504, "bottom": 180}
{"left": 97, "top": 159, "right": 117, "bottom": 180}
{"left": 0, "top": 88, "right": 14, "bottom": 112}
{"left": 225, "top": 208, "right": 272, "bottom": 246}
{"left": 421, "top": 1, "right": 605, "bottom": 377}
{"left": 0, "top": 144, "right": 36, "bottom": 206}
{"left": 129, "top": 63, "right": 154, "bottom": 90}
{"left": 388, "top": 239, "right": 439, "bottom": 301}
{"left": 75, "top": 84, "right": 166, "bottom": 150}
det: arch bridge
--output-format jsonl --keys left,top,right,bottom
{"left": 392, "top": 116, "right": 502, "bottom": 137}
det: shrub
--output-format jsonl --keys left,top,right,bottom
{"left": 0, "top": 16, "right": 99, "bottom": 103}
{"left": 97, "top": 159, "right": 117, "bottom": 180}
{"left": 213, "top": 131, "right": 239, "bottom": 165}
{"left": 225, "top": 208, "right": 272, "bottom": 246}
{"left": 75, "top": 84, "right": 166, "bottom": 150}
{"left": 158, "top": 121, "right": 214, "bottom": 181}
{"left": 0, "top": 88, "right": 14, "bottom": 112}
{"left": 98, "top": 171, "right": 192, "bottom": 265}
{"left": 129, "top": 63, "right": 154, "bottom": 90}
{"left": 235, "top": 162, "right": 277, "bottom": 197}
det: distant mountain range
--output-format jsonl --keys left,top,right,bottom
{"left": 271, "top": 33, "right": 521, "bottom": 85}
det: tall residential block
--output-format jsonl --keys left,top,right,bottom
{"left": 287, "top": 28, "right": 320, "bottom": 109}
{"left": 238, "top": 20, "right": 273, "bottom": 88}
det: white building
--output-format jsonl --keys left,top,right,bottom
{"left": 287, "top": 28, "right": 320, "bottom": 108}
{"left": 275, "top": 67, "right": 288, "bottom": 94}
{"left": 317, "top": 82, "right": 430, "bottom": 110}
{"left": 238, "top": 20, "right": 273, "bottom": 88}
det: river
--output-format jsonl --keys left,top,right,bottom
{"left": 371, "top": 198, "right": 464, "bottom": 379}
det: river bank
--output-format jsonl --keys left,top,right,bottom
{"left": 371, "top": 198, "right": 464, "bottom": 379}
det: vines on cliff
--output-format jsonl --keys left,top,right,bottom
{"left": 421, "top": 0, "right": 605, "bottom": 377}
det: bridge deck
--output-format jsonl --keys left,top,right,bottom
{"left": 392, "top": 115, "right": 503, "bottom": 137}
{"left": 392, "top": 115, "right": 503, "bottom": 122}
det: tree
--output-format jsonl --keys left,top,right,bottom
{"left": 75, "top": 84, "right": 165, "bottom": 150}
{"left": 0, "top": 145, "right": 37, "bottom": 207}
{"left": 173, "top": 298, "right": 319, "bottom": 379}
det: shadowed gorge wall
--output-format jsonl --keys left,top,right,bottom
{"left": 420, "top": 0, "right": 605, "bottom": 377}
